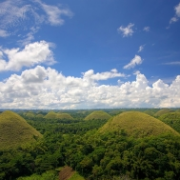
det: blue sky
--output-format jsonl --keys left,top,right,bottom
{"left": 0, "top": 0, "right": 180, "bottom": 109}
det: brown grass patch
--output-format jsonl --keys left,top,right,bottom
{"left": 59, "top": 166, "right": 75, "bottom": 180}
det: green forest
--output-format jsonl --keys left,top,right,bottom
{"left": 1, "top": 108, "right": 180, "bottom": 180}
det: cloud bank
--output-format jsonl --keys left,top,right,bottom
{"left": 0, "top": 66, "right": 180, "bottom": 109}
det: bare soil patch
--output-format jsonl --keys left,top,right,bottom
{"left": 59, "top": 166, "right": 75, "bottom": 180}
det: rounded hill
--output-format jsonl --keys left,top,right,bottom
{"left": 44, "top": 111, "right": 57, "bottom": 119}
{"left": 84, "top": 111, "right": 111, "bottom": 121}
{"left": 155, "top": 109, "right": 173, "bottom": 117}
{"left": 56, "top": 113, "right": 74, "bottom": 120}
{"left": 99, "top": 111, "right": 179, "bottom": 137}
{"left": 0, "top": 111, "right": 42, "bottom": 150}
{"left": 44, "top": 111, "right": 74, "bottom": 120}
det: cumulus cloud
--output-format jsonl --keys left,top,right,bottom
{"left": 0, "top": 41, "right": 55, "bottom": 71}
{"left": 83, "top": 69, "right": 125, "bottom": 81}
{"left": 138, "top": 45, "right": 144, "bottom": 53}
{"left": 123, "top": 55, "right": 143, "bottom": 69}
{"left": 0, "top": 66, "right": 180, "bottom": 109}
{"left": 170, "top": 2, "right": 180, "bottom": 24}
{"left": 117, "top": 23, "right": 134, "bottom": 37}
{"left": 143, "top": 26, "right": 150, "bottom": 32}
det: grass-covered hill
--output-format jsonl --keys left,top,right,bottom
{"left": 44, "top": 111, "right": 57, "bottom": 119}
{"left": 56, "top": 113, "right": 74, "bottom": 120}
{"left": 99, "top": 111, "right": 179, "bottom": 137}
{"left": 36, "top": 113, "right": 44, "bottom": 118}
{"left": 159, "top": 112, "right": 180, "bottom": 133}
{"left": 0, "top": 111, "right": 42, "bottom": 150}
{"left": 84, "top": 110, "right": 111, "bottom": 120}
{"left": 44, "top": 111, "right": 74, "bottom": 120}
{"left": 154, "top": 108, "right": 173, "bottom": 117}
{"left": 143, "top": 109, "right": 159, "bottom": 116}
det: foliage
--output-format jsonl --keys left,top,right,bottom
{"left": 1, "top": 109, "right": 180, "bottom": 180}
{"left": 159, "top": 112, "right": 180, "bottom": 133}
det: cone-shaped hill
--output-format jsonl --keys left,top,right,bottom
{"left": 36, "top": 113, "right": 44, "bottom": 118}
{"left": 24, "top": 111, "right": 35, "bottom": 118}
{"left": 44, "top": 111, "right": 57, "bottom": 119}
{"left": 44, "top": 111, "right": 74, "bottom": 120}
{"left": 56, "top": 113, "right": 74, "bottom": 120}
{"left": 99, "top": 111, "right": 179, "bottom": 137}
{"left": 154, "top": 109, "right": 173, "bottom": 117}
{"left": 84, "top": 111, "right": 111, "bottom": 120}
{"left": 0, "top": 111, "right": 42, "bottom": 150}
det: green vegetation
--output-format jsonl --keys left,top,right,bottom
{"left": 84, "top": 110, "right": 111, "bottom": 120}
{"left": 159, "top": 112, "right": 180, "bottom": 133}
{"left": 0, "top": 111, "right": 42, "bottom": 150}
{"left": 68, "top": 172, "right": 85, "bottom": 180}
{"left": 17, "top": 171, "right": 58, "bottom": 180}
{"left": 44, "top": 111, "right": 74, "bottom": 120}
{"left": 22, "top": 111, "right": 36, "bottom": 118}
{"left": 154, "top": 108, "right": 173, "bottom": 117}
{"left": 99, "top": 111, "right": 179, "bottom": 137}
{"left": 36, "top": 113, "right": 44, "bottom": 118}
{"left": 143, "top": 109, "right": 159, "bottom": 116}
{"left": 1, "top": 109, "right": 180, "bottom": 180}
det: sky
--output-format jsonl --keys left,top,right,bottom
{"left": 0, "top": 0, "right": 180, "bottom": 109}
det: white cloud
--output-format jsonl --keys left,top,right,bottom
{"left": 0, "top": 29, "right": 10, "bottom": 37}
{"left": 117, "top": 23, "right": 134, "bottom": 37}
{"left": 0, "top": 0, "right": 72, "bottom": 44}
{"left": 123, "top": 55, "right": 143, "bottom": 69}
{"left": 18, "top": 26, "right": 40, "bottom": 46}
{"left": 143, "top": 26, "right": 150, "bottom": 32}
{"left": 0, "top": 0, "right": 31, "bottom": 28}
{"left": 164, "top": 61, "right": 180, "bottom": 65}
{"left": 170, "top": 2, "right": 180, "bottom": 24}
{"left": 21, "top": 66, "right": 47, "bottom": 83}
{"left": 83, "top": 69, "right": 125, "bottom": 81}
{"left": 138, "top": 45, "right": 144, "bottom": 53}
{"left": 0, "top": 66, "right": 180, "bottom": 109}
{"left": 170, "top": 17, "right": 178, "bottom": 24}
{"left": 175, "top": 3, "right": 180, "bottom": 17}
{"left": 0, "top": 41, "right": 55, "bottom": 71}
{"left": 35, "top": 0, "right": 73, "bottom": 26}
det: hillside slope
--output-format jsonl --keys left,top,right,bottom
{"left": 56, "top": 113, "right": 74, "bottom": 120}
{"left": 99, "top": 111, "right": 179, "bottom": 137}
{"left": 0, "top": 111, "right": 42, "bottom": 150}
{"left": 84, "top": 111, "right": 111, "bottom": 120}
